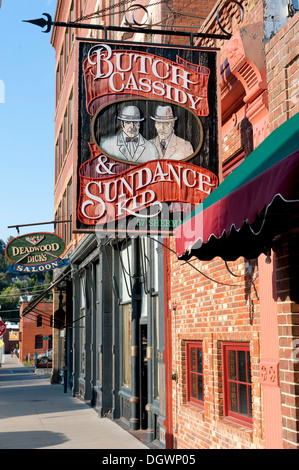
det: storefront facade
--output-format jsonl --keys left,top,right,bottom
{"left": 49, "top": 0, "right": 299, "bottom": 450}
{"left": 69, "top": 234, "right": 167, "bottom": 445}
{"left": 172, "top": 0, "right": 299, "bottom": 449}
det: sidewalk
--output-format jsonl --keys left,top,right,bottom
{"left": 0, "top": 354, "right": 148, "bottom": 450}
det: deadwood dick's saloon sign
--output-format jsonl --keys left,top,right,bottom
{"left": 5, "top": 233, "right": 68, "bottom": 273}
{"left": 76, "top": 42, "right": 219, "bottom": 236}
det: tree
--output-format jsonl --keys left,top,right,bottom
{"left": 0, "top": 285, "right": 22, "bottom": 312}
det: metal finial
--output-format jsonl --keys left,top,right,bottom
{"left": 23, "top": 13, "right": 52, "bottom": 33}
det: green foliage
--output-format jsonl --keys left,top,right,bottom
{"left": 0, "top": 238, "right": 53, "bottom": 322}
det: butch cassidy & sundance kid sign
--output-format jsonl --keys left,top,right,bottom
{"left": 75, "top": 42, "right": 219, "bottom": 236}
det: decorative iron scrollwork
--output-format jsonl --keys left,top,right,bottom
{"left": 24, "top": 1, "right": 245, "bottom": 41}
{"left": 216, "top": 1, "right": 245, "bottom": 36}
{"left": 125, "top": 4, "right": 149, "bottom": 28}
{"left": 124, "top": 1, "right": 245, "bottom": 37}
{"left": 287, "top": 2, "right": 299, "bottom": 18}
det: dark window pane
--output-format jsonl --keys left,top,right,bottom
{"left": 237, "top": 350, "right": 246, "bottom": 382}
{"left": 191, "top": 373, "right": 197, "bottom": 398}
{"left": 35, "top": 335, "right": 43, "bottom": 349}
{"left": 197, "top": 374, "right": 203, "bottom": 401}
{"left": 191, "top": 347, "right": 196, "bottom": 372}
{"left": 228, "top": 350, "right": 236, "bottom": 380}
{"left": 229, "top": 382, "right": 237, "bottom": 413}
{"left": 248, "top": 386, "right": 252, "bottom": 418}
{"left": 247, "top": 352, "right": 252, "bottom": 383}
{"left": 197, "top": 348, "right": 203, "bottom": 373}
{"left": 238, "top": 383, "right": 248, "bottom": 416}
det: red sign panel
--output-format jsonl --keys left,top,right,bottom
{"left": 0, "top": 321, "right": 6, "bottom": 336}
{"left": 84, "top": 45, "right": 210, "bottom": 117}
{"left": 75, "top": 42, "right": 219, "bottom": 236}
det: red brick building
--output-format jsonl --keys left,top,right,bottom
{"left": 2, "top": 322, "right": 19, "bottom": 354}
{"left": 19, "top": 302, "right": 53, "bottom": 362}
{"left": 169, "top": 0, "right": 299, "bottom": 450}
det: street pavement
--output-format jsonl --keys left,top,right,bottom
{"left": 0, "top": 354, "right": 148, "bottom": 450}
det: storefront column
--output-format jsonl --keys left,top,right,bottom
{"left": 98, "top": 245, "right": 113, "bottom": 416}
{"left": 130, "top": 238, "right": 140, "bottom": 430}
{"left": 146, "top": 292, "right": 154, "bottom": 443}
{"left": 111, "top": 245, "right": 120, "bottom": 420}
{"left": 162, "top": 238, "right": 173, "bottom": 449}
{"left": 51, "top": 287, "right": 62, "bottom": 384}
{"left": 72, "top": 271, "right": 81, "bottom": 397}
{"left": 258, "top": 252, "right": 283, "bottom": 448}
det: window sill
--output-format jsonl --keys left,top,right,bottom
{"left": 222, "top": 414, "right": 252, "bottom": 428}
{"left": 119, "top": 386, "right": 132, "bottom": 400}
{"left": 217, "top": 417, "right": 253, "bottom": 441}
{"left": 182, "top": 403, "right": 205, "bottom": 421}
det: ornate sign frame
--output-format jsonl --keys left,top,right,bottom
{"left": 74, "top": 41, "right": 220, "bottom": 237}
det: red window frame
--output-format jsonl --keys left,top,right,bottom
{"left": 186, "top": 341, "right": 204, "bottom": 407}
{"left": 222, "top": 151, "right": 245, "bottom": 179}
{"left": 223, "top": 342, "right": 252, "bottom": 425}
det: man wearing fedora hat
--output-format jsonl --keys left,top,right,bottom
{"left": 150, "top": 105, "right": 193, "bottom": 160}
{"left": 100, "top": 105, "right": 158, "bottom": 163}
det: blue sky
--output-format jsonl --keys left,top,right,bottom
{"left": 0, "top": 0, "right": 57, "bottom": 244}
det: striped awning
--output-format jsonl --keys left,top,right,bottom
{"left": 175, "top": 113, "right": 299, "bottom": 261}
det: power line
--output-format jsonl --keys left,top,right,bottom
{"left": 0, "top": 309, "right": 20, "bottom": 313}
{"left": 0, "top": 284, "right": 52, "bottom": 298}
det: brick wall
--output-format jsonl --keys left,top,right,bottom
{"left": 167, "top": 1, "right": 299, "bottom": 449}
{"left": 166, "top": 0, "right": 268, "bottom": 449}
{"left": 275, "top": 234, "right": 299, "bottom": 448}
{"left": 167, "top": 0, "right": 218, "bottom": 45}
{"left": 168, "top": 238, "right": 263, "bottom": 448}
{"left": 266, "top": 12, "right": 299, "bottom": 133}
{"left": 265, "top": 10, "right": 299, "bottom": 450}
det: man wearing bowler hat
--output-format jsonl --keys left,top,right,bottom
{"left": 150, "top": 105, "right": 193, "bottom": 160}
{"left": 100, "top": 105, "right": 158, "bottom": 163}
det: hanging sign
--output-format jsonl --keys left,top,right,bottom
{"left": 5, "top": 232, "right": 69, "bottom": 273}
{"left": 9, "top": 332, "right": 19, "bottom": 341}
{"left": 75, "top": 42, "right": 219, "bottom": 236}
{"left": 0, "top": 321, "right": 6, "bottom": 336}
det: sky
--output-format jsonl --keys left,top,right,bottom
{"left": 0, "top": 0, "right": 58, "bottom": 244}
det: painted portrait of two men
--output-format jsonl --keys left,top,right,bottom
{"left": 99, "top": 104, "right": 197, "bottom": 164}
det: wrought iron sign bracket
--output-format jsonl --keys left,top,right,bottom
{"left": 23, "top": 2, "right": 245, "bottom": 45}
{"left": 287, "top": 1, "right": 299, "bottom": 17}
{"left": 8, "top": 220, "right": 71, "bottom": 235}
{"left": 23, "top": 14, "right": 231, "bottom": 43}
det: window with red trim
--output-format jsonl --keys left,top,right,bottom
{"left": 186, "top": 341, "right": 204, "bottom": 406}
{"left": 222, "top": 151, "right": 245, "bottom": 179}
{"left": 223, "top": 343, "right": 252, "bottom": 425}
